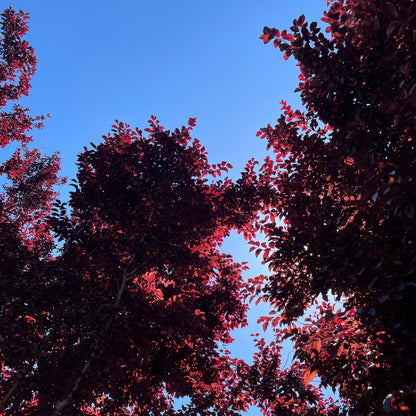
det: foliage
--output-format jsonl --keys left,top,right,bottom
{"left": 2, "top": 1, "right": 416, "bottom": 415}
{"left": 0, "top": 10, "right": 258, "bottom": 411}
{"left": 247, "top": 0, "right": 416, "bottom": 414}
{"left": 44, "top": 117, "right": 258, "bottom": 415}
{"left": 1, "top": 116, "right": 259, "bottom": 413}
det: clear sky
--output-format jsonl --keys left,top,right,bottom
{"left": 7, "top": 1, "right": 329, "bottom": 414}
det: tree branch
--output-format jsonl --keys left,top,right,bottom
{"left": 0, "top": 380, "right": 20, "bottom": 412}
{"left": 52, "top": 355, "right": 94, "bottom": 416}
{"left": 51, "top": 252, "right": 138, "bottom": 413}
{"left": 51, "top": 206, "right": 153, "bottom": 414}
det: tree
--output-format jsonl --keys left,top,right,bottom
{"left": 247, "top": 0, "right": 416, "bottom": 414}
{"left": 43, "top": 117, "right": 258, "bottom": 415}
{"left": 4, "top": 1, "right": 416, "bottom": 415}
{"left": 1, "top": 119, "right": 260, "bottom": 414}
{"left": 0, "top": 6, "right": 64, "bottom": 414}
{"left": 0, "top": 9, "right": 260, "bottom": 411}
{"left": 0, "top": 6, "right": 61, "bottom": 254}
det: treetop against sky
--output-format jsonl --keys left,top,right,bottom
{"left": 7, "top": 1, "right": 326, "bottom": 179}
{"left": 1, "top": 2, "right": 328, "bottom": 414}
{"left": 4, "top": 0, "right": 414, "bottom": 415}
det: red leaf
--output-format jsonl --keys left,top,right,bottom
{"left": 311, "top": 338, "right": 322, "bottom": 353}
{"left": 303, "top": 368, "right": 317, "bottom": 385}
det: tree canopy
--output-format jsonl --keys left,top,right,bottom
{"left": 1, "top": 1, "right": 416, "bottom": 415}
{"left": 250, "top": 0, "right": 416, "bottom": 413}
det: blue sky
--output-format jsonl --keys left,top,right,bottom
{"left": 8, "top": 1, "right": 329, "bottom": 414}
